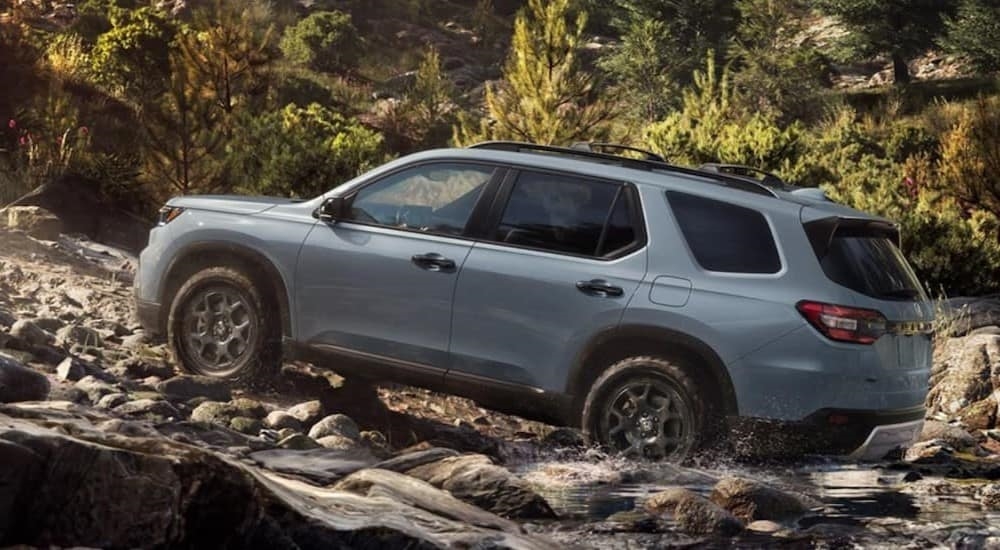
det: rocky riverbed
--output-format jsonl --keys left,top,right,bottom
{"left": 2, "top": 218, "right": 1000, "bottom": 549}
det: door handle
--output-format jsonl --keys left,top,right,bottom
{"left": 411, "top": 253, "right": 456, "bottom": 272}
{"left": 576, "top": 279, "right": 624, "bottom": 297}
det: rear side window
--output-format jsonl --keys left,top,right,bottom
{"left": 666, "top": 191, "right": 781, "bottom": 274}
{"left": 492, "top": 171, "right": 640, "bottom": 258}
{"left": 820, "top": 231, "right": 926, "bottom": 301}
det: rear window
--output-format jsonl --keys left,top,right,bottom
{"left": 820, "top": 232, "right": 926, "bottom": 301}
{"left": 666, "top": 191, "right": 781, "bottom": 274}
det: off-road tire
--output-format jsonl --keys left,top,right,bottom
{"left": 581, "top": 356, "right": 705, "bottom": 462}
{"left": 167, "top": 266, "right": 280, "bottom": 386}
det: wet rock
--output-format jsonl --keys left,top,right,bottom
{"left": 96, "top": 392, "right": 130, "bottom": 409}
{"left": 920, "top": 420, "right": 978, "bottom": 451}
{"left": 308, "top": 413, "right": 360, "bottom": 442}
{"left": 287, "top": 400, "right": 324, "bottom": 427}
{"left": 263, "top": 411, "right": 302, "bottom": 432}
{"left": 156, "top": 375, "right": 231, "bottom": 402}
{"left": 674, "top": 491, "right": 745, "bottom": 536}
{"left": 334, "top": 468, "right": 522, "bottom": 534}
{"left": 229, "top": 416, "right": 262, "bottom": 435}
{"left": 55, "top": 324, "right": 103, "bottom": 348}
{"left": 710, "top": 477, "right": 818, "bottom": 522}
{"left": 0, "top": 309, "right": 16, "bottom": 328}
{"left": 74, "top": 375, "right": 117, "bottom": 404}
{"left": 406, "top": 454, "right": 556, "bottom": 519}
{"left": 902, "top": 470, "right": 923, "bottom": 482}
{"left": 2, "top": 205, "right": 63, "bottom": 240}
{"left": 10, "top": 319, "right": 51, "bottom": 347}
{"left": 0, "top": 349, "right": 35, "bottom": 366}
{"left": 0, "top": 355, "right": 49, "bottom": 403}
{"left": 645, "top": 487, "right": 695, "bottom": 514}
{"left": 33, "top": 317, "right": 65, "bottom": 332}
{"left": 251, "top": 446, "right": 374, "bottom": 483}
{"left": 599, "top": 509, "right": 669, "bottom": 533}
{"left": 113, "top": 398, "right": 180, "bottom": 420}
{"left": 373, "top": 447, "right": 460, "bottom": 473}
{"left": 904, "top": 439, "right": 956, "bottom": 464}
{"left": 277, "top": 433, "right": 321, "bottom": 450}
{"left": 360, "top": 430, "right": 390, "bottom": 457}
{"left": 112, "top": 357, "right": 175, "bottom": 380}
{"left": 979, "top": 483, "right": 1000, "bottom": 508}
{"left": 747, "top": 520, "right": 784, "bottom": 533}
{"left": 316, "top": 435, "right": 358, "bottom": 451}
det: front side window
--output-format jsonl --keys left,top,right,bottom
{"left": 493, "top": 171, "right": 638, "bottom": 257}
{"left": 348, "top": 163, "right": 494, "bottom": 236}
{"left": 667, "top": 191, "right": 781, "bottom": 274}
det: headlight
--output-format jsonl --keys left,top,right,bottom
{"left": 157, "top": 205, "right": 185, "bottom": 225}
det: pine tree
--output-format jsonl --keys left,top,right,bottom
{"left": 454, "top": 0, "right": 617, "bottom": 146}
{"left": 815, "top": 0, "right": 957, "bottom": 85}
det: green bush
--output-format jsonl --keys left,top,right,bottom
{"left": 279, "top": 11, "right": 361, "bottom": 74}
{"left": 226, "top": 103, "right": 383, "bottom": 198}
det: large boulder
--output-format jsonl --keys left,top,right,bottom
{"left": 939, "top": 295, "right": 1000, "bottom": 337}
{"left": 0, "top": 356, "right": 49, "bottom": 403}
{"left": 926, "top": 333, "right": 1000, "bottom": 430}
{"left": 1, "top": 206, "right": 62, "bottom": 241}
{"left": 9, "top": 175, "right": 152, "bottom": 252}
{"left": 308, "top": 414, "right": 361, "bottom": 442}
{"left": 709, "top": 477, "right": 818, "bottom": 522}
{"left": 0, "top": 403, "right": 551, "bottom": 548}
{"left": 405, "top": 454, "right": 556, "bottom": 519}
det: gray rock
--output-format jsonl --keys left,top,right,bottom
{"left": 120, "top": 332, "right": 151, "bottom": 351}
{"left": 0, "top": 308, "right": 15, "bottom": 327}
{"left": 55, "top": 324, "right": 103, "bottom": 347}
{"left": 250, "top": 447, "right": 376, "bottom": 483}
{"left": 541, "top": 427, "right": 585, "bottom": 448}
{"left": 710, "top": 477, "right": 818, "bottom": 522}
{"left": 10, "top": 319, "right": 51, "bottom": 347}
{"left": 3, "top": 205, "right": 63, "bottom": 240}
{"left": 360, "top": 430, "right": 390, "bottom": 456}
{"left": 228, "top": 398, "right": 267, "bottom": 419}
{"left": 674, "top": 492, "right": 745, "bottom": 536}
{"left": 373, "top": 447, "right": 460, "bottom": 473}
{"left": 277, "top": 433, "right": 322, "bottom": 450}
{"left": 97, "top": 392, "right": 130, "bottom": 409}
{"left": 287, "top": 400, "right": 324, "bottom": 426}
{"left": 645, "top": 487, "right": 696, "bottom": 514}
{"left": 74, "top": 375, "right": 117, "bottom": 404}
{"left": 308, "top": 414, "right": 361, "bottom": 442}
{"left": 156, "top": 375, "right": 231, "bottom": 402}
{"left": 316, "top": 435, "right": 359, "bottom": 451}
{"left": 263, "top": 411, "right": 302, "bottom": 431}
{"left": 33, "top": 317, "right": 65, "bottom": 332}
{"left": 230, "top": 416, "right": 263, "bottom": 435}
{"left": 920, "top": 420, "right": 978, "bottom": 451}
{"left": 0, "top": 349, "right": 35, "bottom": 365}
{"left": 113, "top": 398, "right": 180, "bottom": 419}
{"left": 904, "top": 439, "right": 956, "bottom": 464}
{"left": 190, "top": 401, "right": 236, "bottom": 425}
{"left": 406, "top": 454, "right": 556, "bottom": 519}
{"left": 56, "top": 357, "right": 87, "bottom": 381}
{"left": 0, "top": 355, "right": 49, "bottom": 403}
{"left": 112, "top": 357, "right": 174, "bottom": 379}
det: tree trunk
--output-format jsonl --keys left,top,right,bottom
{"left": 892, "top": 52, "right": 911, "bottom": 85}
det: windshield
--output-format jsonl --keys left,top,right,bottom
{"left": 820, "top": 233, "right": 927, "bottom": 301}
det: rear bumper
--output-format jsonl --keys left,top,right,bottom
{"left": 730, "top": 406, "right": 925, "bottom": 460}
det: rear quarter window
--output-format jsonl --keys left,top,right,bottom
{"left": 820, "top": 232, "right": 926, "bottom": 301}
{"left": 666, "top": 191, "right": 781, "bottom": 274}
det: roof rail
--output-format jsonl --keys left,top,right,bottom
{"left": 698, "top": 163, "right": 790, "bottom": 190}
{"left": 571, "top": 142, "right": 666, "bottom": 162}
{"left": 468, "top": 141, "right": 777, "bottom": 198}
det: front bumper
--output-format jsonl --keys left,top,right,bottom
{"left": 135, "top": 298, "right": 163, "bottom": 339}
{"left": 730, "top": 406, "right": 925, "bottom": 460}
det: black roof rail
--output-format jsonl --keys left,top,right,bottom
{"left": 698, "top": 163, "right": 790, "bottom": 190}
{"left": 571, "top": 142, "right": 666, "bottom": 162}
{"left": 469, "top": 140, "right": 777, "bottom": 197}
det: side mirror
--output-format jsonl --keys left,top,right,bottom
{"left": 315, "top": 196, "right": 348, "bottom": 222}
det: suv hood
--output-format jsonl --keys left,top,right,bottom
{"left": 166, "top": 195, "right": 303, "bottom": 215}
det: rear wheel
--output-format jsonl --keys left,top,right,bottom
{"left": 167, "top": 266, "right": 279, "bottom": 384}
{"left": 582, "top": 356, "right": 703, "bottom": 461}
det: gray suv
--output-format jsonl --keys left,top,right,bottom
{"left": 135, "top": 141, "right": 934, "bottom": 461}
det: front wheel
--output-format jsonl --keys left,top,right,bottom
{"left": 581, "top": 356, "right": 703, "bottom": 461}
{"left": 167, "top": 266, "right": 278, "bottom": 384}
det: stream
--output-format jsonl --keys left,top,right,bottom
{"left": 509, "top": 450, "right": 1000, "bottom": 548}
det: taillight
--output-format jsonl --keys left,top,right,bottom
{"left": 796, "top": 300, "right": 887, "bottom": 345}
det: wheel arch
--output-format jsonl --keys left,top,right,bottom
{"left": 567, "top": 324, "right": 739, "bottom": 421}
{"left": 158, "top": 241, "right": 293, "bottom": 342}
